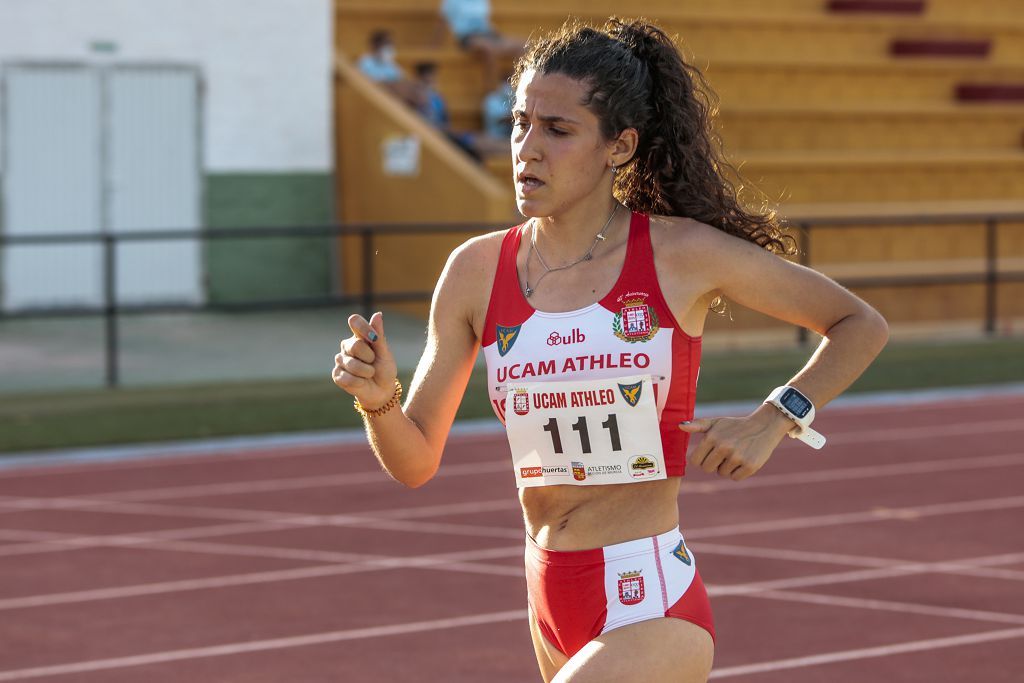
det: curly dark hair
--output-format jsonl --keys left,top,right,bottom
{"left": 512, "top": 17, "right": 795, "bottom": 256}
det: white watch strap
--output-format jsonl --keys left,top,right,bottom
{"left": 790, "top": 424, "right": 826, "bottom": 450}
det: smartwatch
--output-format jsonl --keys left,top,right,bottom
{"left": 764, "top": 385, "right": 826, "bottom": 450}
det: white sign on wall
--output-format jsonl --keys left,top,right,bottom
{"left": 381, "top": 136, "right": 421, "bottom": 177}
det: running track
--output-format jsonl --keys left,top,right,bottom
{"left": 1, "top": 394, "right": 1023, "bottom": 681}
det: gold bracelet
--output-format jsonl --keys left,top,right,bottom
{"left": 353, "top": 379, "right": 403, "bottom": 418}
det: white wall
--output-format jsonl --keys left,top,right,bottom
{"left": 0, "top": 0, "right": 332, "bottom": 172}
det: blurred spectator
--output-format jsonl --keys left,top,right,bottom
{"left": 357, "top": 30, "right": 425, "bottom": 108}
{"left": 440, "top": 0, "right": 523, "bottom": 83}
{"left": 482, "top": 72, "right": 513, "bottom": 139}
{"left": 413, "top": 61, "right": 482, "bottom": 161}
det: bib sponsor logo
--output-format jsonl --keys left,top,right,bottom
{"left": 496, "top": 324, "right": 522, "bottom": 357}
{"left": 617, "top": 570, "right": 645, "bottom": 606}
{"left": 547, "top": 328, "right": 586, "bottom": 346}
{"left": 586, "top": 464, "right": 623, "bottom": 476}
{"left": 512, "top": 389, "right": 530, "bottom": 416}
{"left": 628, "top": 455, "right": 660, "bottom": 479}
{"left": 571, "top": 461, "right": 586, "bottom": 481}
{"left": 617, "top": 380, "right": 643, "bottom": 407}
{"left": 672, "top": 540, "right": 692, "bottom": 566}
{"left": 612, "top": 298, "right": 659, "bottom": 343}
{"left": 520, "top": 465, "right": 569, "bottom": 479}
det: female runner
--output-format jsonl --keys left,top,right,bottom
{"left": 332, "top": 18, "right": 889, "bottom": 683}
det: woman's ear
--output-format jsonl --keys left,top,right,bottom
{"left": 610, "top": 128, "right": 639, "bottom": 168}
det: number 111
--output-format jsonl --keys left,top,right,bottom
{"left": 542, "top": 414, "right": 621, "bottom": 454}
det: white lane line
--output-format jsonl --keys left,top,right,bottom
{"left": 3, "top": 414, "right": 1021, "bottom": 504}
{"left": 0, "top": 423, "right": 506, "bottom": 477}
{"left": 709, "top": 553, "right": 1024, "bottom": 598}
{"left": 825, "top": 418, "right": 1024, "bottom": 446}
{"left": 0, "top": 608, "right": 529, "bottom": 681}
{"left": 708, "top": 627, "right": 1024, "bottom": 679}
{"left": 750, "top": 589, "right": 1024, "bottom": 627}
{"left": 58, "top": 459, "right": 509, "bottom": 501}
{"left": 681, "top": 451, "right": 1024, "bottom": 495}
{"left": 0, "top": 545, "right": 525, "bottom": 612}
{"left": 686, "top": 495, "right": 1024, "bottom": 540}
{"left": 3, "top": 449, "right": 1022, "bottom": 531}
{"left": 694, "top": 542, "right": 1024, "bottom": 583}
{"left": 2, "top": 490, "right": 1020, "bottom": 566}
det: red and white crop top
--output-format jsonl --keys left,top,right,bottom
{"left": 481, "top": 211, "right": 701, "bottom": 478}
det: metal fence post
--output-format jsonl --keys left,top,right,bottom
{"left": 103, "top": 233, "right": 119, "bottom": 388}
{"left": 985, "top": 218, "right": 998, "bottom": 336}
{"left": 797, "top": 222, "right": 811, "bottom": 346}
{"left": 361, "top": 228, "right": 374, "bottom": 321}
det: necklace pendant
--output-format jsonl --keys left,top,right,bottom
{"left": 584, "top": 253, "right": 593, "bottom": 261}
{"left": 525, "top": 287, "right": 533, "bottom": 298}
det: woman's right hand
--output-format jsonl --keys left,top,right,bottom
{"left": 332, "top": 312, "right": 399, "bottom": 410}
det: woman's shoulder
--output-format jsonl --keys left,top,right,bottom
{"left": 448, "top": 226, "right": 512, "bottom": 269}
{"left": 647, "top": 214, "right": 730, "bottom": 255}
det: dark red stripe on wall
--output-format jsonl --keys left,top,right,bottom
{"left": 891, "top": 40, "right": 991, "bottom": 58}
{"left": 828, "top": 0, "right": 926, "bottom": 13}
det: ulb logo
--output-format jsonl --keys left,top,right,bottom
{"left": 618, "top": 380, "right": 643, "bottom": 407}
{"left": 496, "top": 324, "right": 522, "bottom": 357}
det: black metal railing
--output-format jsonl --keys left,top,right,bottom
{"left": 1, "top": 212, "right": 1022, "bottom": 388}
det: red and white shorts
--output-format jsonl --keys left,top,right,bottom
{"left": 525, "top": 526, "right": 715, "bottom": 658}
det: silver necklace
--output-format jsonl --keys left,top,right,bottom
{"left": 525, "top": 204, "right": 619, "bottom": 298}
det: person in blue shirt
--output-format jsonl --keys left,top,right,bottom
{"left": 440, "top": 0, "right": 523, "bottom": 83}
{"left": 413, "top": 61, "right": 482, "bottom": 161}
{"left": 357, "top": 30, "right": 424, "bottom": 109}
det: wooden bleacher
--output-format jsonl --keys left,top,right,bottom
{"left": 333, "top": 0, "right": 1024, "bottom": 334}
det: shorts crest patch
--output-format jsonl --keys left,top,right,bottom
{"left": 672, "top": 540, "right": 692, "bottom": 566}
{"left": 612, "top": 298, "right": 659, "bottom": 343}
{"left": 496, "top": 324, "right": 522, "bottom": 356}
{"left": 617, "top": 570, "right": 645, "bottom": 605}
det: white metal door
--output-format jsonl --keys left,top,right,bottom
{"left": 108, "top": 66, "right": 203, "bottom": 305}
{"left": 1, "top": 65, "right": 104, "bottom": 310}
{"left": 1, "top": 63, "right": 203, "bottom": 312}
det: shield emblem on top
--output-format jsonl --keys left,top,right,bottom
{"left": 618, "top": 380, "right": 643, "bottom": 407}
{"left": 496, "top": 324, "right": 521, "bottom": 357}
{"left": 512, "top": 390, "right": 530, "bottom": 416}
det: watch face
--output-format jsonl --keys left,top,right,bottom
{"left": 781, "top": 388, "right": 812, "bottom": 419}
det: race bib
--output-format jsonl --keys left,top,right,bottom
{"left": 505, "top": 374, "right": 666, "bottom": 488}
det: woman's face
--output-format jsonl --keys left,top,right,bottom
{"left": 511, "top": 70, "right": 617, "bottom": 218}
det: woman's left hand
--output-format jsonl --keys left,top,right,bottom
{"left": 678, "top": 405, "right": 797, "bottom": 481}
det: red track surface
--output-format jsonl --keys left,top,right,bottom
{"left": 1, "top": 394, "right": 1023, "bottom": 681}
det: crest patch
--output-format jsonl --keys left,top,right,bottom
{"left": 617, "top": 380, "right": 643, "bottom": 407}
{"left": 672, "top": 540, "right": 692, "bottom": 566}
{"left": 496, "top": 324, "right": 522, "bottom": 357}
{"left": 617, "top": 570, "right": 645, "bottom": 606}
{"left": 571, "top": 461, "right": 586, "bottom": 481}
{"left": 612, "top": 298, "right": 659, "bottom": 343}
{"left": 512, "top": 389, "right": 530, "bottom": 416}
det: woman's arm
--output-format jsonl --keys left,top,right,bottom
{"left": 676, "top": 223, "right": 889, "bottom": 479}
{"left": 333, "top": 237, "right": 492, "bottom": 488}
